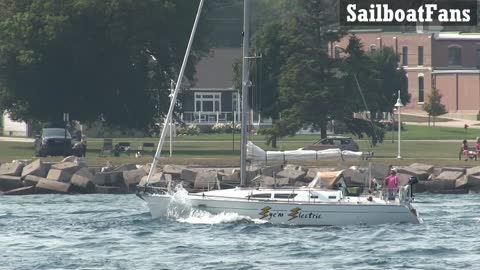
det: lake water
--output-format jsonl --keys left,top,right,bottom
{"left": 1, "top": 193, "right": 479, "bottom": 270}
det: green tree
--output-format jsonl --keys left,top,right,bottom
{"left": 423, "top": 87, "right": 447, "bottom": 127}
{"left": 0, "top": 0, "right": 210, "bottom": 129}
{"left": 339, "top": 35, "right": 409, "bottom": 145}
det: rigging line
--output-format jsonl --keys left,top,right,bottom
{"left": 353, "top": 73, "right": 378, "bottom": 150}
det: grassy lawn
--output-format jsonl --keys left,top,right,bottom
{"left": 0, "top": 134, "right": 473, "bottom": 168}
{"left": 401, "top": 114, "right": 451, "bottom": 123}
{"left": 1, "top": 124, "right": 478, "bottom": 167}
{"left": 384, "top": 125, "right": 478, "bottom": 141}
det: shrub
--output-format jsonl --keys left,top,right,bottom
{"left": 177, "top": 124, "right": 200, "bottom": 135}
{"left": 212, "top": 122, "right": 240, "bottom": 133}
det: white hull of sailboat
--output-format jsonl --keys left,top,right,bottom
{"left": 141, "top": 193, "right": 421, "bottom": 226}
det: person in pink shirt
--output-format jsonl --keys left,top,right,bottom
{"left": 384, "top": 169, "right": 399, "bottom": 200}
{"left": 475, "top": 138, "right": 480, "bottom": 159}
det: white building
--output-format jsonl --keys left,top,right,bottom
{"left": 2, "top": 112, "right": 29, "bottom": 137}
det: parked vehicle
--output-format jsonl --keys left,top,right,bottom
{"left": 34, "top": 128, "right": 73, "bottom": 157}
{"left": 302, "top": 136, "right": 360, "bottom": 152}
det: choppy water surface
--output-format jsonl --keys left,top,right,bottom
{"left": 1, "top": 193, "right": 479, "bottom": 270}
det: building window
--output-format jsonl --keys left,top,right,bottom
{"left": 232, "top": 93, "right": 238, "bottom": 111}
{"left": 418, "top": 46, "right": 424, "bottom": 66}
{"left": 476, "top": 49, "right": 480, "bottom": 69}
{"left": 335, "top": 46, "right": 342, "bottom": 58}
{"left": 418, "top": 76, "right": 424, "bottom": 103}
{"left": 194, "top": 92, "right": 221, "bottom": 112}
{"left": 370, "top": 44, "right": 377, "bottom": 52}
{"left": 448, "top": 47, "right": 462, "bottom": 66}
{"left": 402, "top": 46, "right": 408, "bottom": 66}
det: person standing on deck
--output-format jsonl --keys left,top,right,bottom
{"left": 384, "top": 169, "right": 399, "bottom": 200}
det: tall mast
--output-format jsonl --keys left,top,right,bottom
{"left": 240, "top": 0, "right": 251, "bottom": 187}
{"left": 146, "top": 0, "right": 205, "bottom": 186}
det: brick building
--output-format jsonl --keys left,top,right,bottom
{"left": 332, "top": 30, "right": 480, "bottom": 119}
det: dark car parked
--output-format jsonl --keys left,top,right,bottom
{"left": 34, "top": 128, "right": 74, "bottom": 157}
{"left": 302, "top": 136, "right": 360, "bottom": 152}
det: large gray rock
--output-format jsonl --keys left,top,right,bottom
{"left": 284, "top": 164, "right": 307, "bottom": 172}
{"left": 458, "top": 174, "right": 480, "bottom": 189}
{"left": 409, "top": 163, "right": 434, "bottom": 174}
{"left": 370, "top": 164, "right": 392, "bottom": 179}
{"left": 61, "top": 156, "right": 87, "bottom": 167}
{"left": 47, "top": 169, "right": 72, "bottom": 183}
{"left": 139, "top": 172, "right": 167, "bottom": 187}
{"left": 23, "top": 175, "right": 45, "bottom": 186}
{"left": 252, "top": 175, "right": 289, "bottom": 188}
{"left": 413, "top": 181, "right": 427, "bottom": 193}
{"left": 466, "top": 166, "right": 480, "bottom": 176}
{"left": 50, "top": 162, "right": 80, "bottom": 175}
{"left": 162, "top": 164, "right": 185, "bottom": 177}
{"left": 441, "top": 167, "right": 466, "bottom": 174}
{"left": 261, "top": 164, "right": 283, "bottom": 177}
{"left": 21, "top": 159, "right": 48, "bottom": 179}
{"left": 181, "top": 169, "right": 197, "bottom": 182}
{"left": 113, "top": 164, "right": 138, "bottom": 172}
{"left": 123, "top": 168, "right": 147, "bottom": 192}
{"left": 305, "top": 168, "right": 321, "bottom": 181}
{"left": 194, "top": 171, "right": 218, "bottom": 190}
{"left": 396, "top": 166, "right": 429, "bottom": 181}
{"left": 92, "top": 171, "right": 124, "bottom": 186}
{"left": 435, "top": 171, "right": 464, "bottom": 181}
{"left": 275, "top": 169, "right": 306, "bottom": 183}
{"left": 36, "top": 179, "right": 71, "bottom": 194}
{"left": 218, "top": 170, "right": 240, "bottom": 182}
{"left": 342, "top": 168, "right": 367, "bottom": 185}
{"left": 1, "top": 186, "right": 35, "bottom": 195}
{"left": 0, "top": 162, "right": 24, "bottom": 176}
{"left": 71, "top": 168, "right": 95, "bottom": 193}
{"left": 0, "top": 175, "right": 23, "bottom": 191}
{"left": 424, "top": 179, "right": 456, "bottom": 193}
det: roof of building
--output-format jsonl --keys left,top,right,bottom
{"left": 189, "top": 47, "right": 242, "bottom": 90}
{"left": 434, "top": 32, "right": 480, "bottom": 40}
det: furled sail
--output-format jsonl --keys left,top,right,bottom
{"left": 247, "top": 141, "right": 371, "bottom": 162}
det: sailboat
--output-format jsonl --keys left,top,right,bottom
{"left": 138, "top": 0, "right": 422, "bottom": 226}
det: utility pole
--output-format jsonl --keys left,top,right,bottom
{"left": 63, "top": 112, "right": 69, "bottom": 156}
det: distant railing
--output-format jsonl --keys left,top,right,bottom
{"left": 181, "top": 111, "right": 239, "bottom": 124}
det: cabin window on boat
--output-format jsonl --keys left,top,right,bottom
{"left": 274, "top": 194, "right": 297, "bottom": 199}
{"left": 250, "top": 193, "right": 272, "bottom": 198}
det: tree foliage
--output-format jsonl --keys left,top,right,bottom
{"left": 241, "top": 1, "right": 409, "bottom": 147}
{"left": 423, "top": 87, "right": 447, "bottom": 127}
{"left": 0, "top": 0, "right": 210, "bottom": 129}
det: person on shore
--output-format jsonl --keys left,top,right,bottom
{"left": 461, "top": 139, "right": 469, "bottom": 161}
{"left": 384, "top": 169, "right": 399, "bottom": 200}
{"left": 476, "top": 138, "right": 480, "bottom": 159}
{"left": 80, "top": 135, "right": 87, "bottom": 157}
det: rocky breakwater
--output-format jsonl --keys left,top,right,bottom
{"left": 389, "top": 163, "right": 480, "bottom": 194}
{"left": 2, "top": 159, "right": 480, "bottom": 195}
{"left": 0, "top": 159, "right": 255, "bottom": 195}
